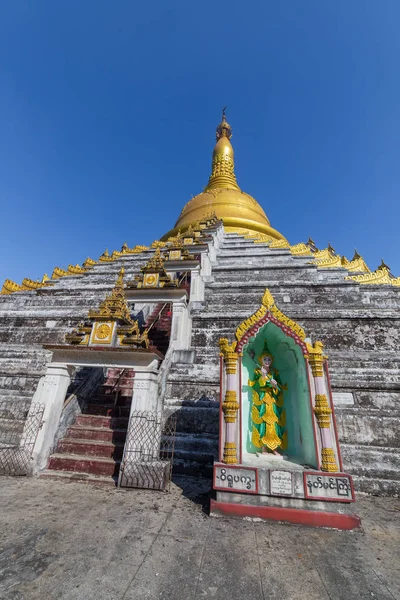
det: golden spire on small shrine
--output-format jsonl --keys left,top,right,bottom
{"left": 162, "top": 110, "right": 286, "bottom": 242}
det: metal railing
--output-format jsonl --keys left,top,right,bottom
{"left": 118, "top": 411, "right": 176, "bottom": 491}
{"left": 0, "top": 400, "right": 45, "bottom": 476}
{"left": 146, "top": 303, "right": 171, "bottom": 334}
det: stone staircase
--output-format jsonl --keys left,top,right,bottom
{"left": 146, "top": 303, "right": 173, "bottom": 356}
{"left": 41, "top": 368, "right": 134, "bottom": 485}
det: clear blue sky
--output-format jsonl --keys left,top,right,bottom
{"left": 1, "top": 1, "right": 399, "bottom": 284}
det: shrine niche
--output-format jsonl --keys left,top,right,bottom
{"left": 213, "top": 288, "right": 360, "bottom": 530}
{"left": 242, "top": 322, "right": 317, "bottom": 469}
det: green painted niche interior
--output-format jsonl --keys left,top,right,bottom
{"left": 241, "top": 321, "right": 318, "bottom": 468}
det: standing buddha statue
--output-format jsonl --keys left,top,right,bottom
{"left": 249, "top": 346, "right": 287, "bottom": 455}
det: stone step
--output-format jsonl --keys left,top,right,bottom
{"left": 164, "top": 397, "right": 220, "bottom": 409}
{"left": 40, "top": 469, "right": 117, "bottom": 487}
{"left": 352, "top": 475, "right": 400, "bottom": 496}
{"left": 174, "top": 432, "right": 219, "bottom": 454}
{"left": 87, "top": 394, "right": 132, "bottom": 405}
{"left": 67, "top": 425, "right": 127, "bottom": 443}
{"left": 48, "top": 453, "right": 120, "bottom": 477}
{"left": 75, "top": 414, "right": 129, "bottom": 429}
{"left": 336, "top": 412, "right": 400, "bottom": 448}
{"left": 163, "top": 405, "right": 219, "bottom": 435}
{"left": 84, "top": 404, "right": 131, "bottom": 417}
{"left": 172, "top": 457, "right": 213, "bottom": 478}
{"left": 57, "top": 438, "right": 124, "bottom": 460}
{"left": 173, "top": 449, "right": 216, "bottom": 465}
{"left": 341, "top": 444, "right": 400, "bottom": 481}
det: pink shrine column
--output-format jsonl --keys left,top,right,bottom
{"left": 219, "top": 339, "right": 240, "bottom": 464}
{"left": 307, "top": 341, "right": 339, "bottom": 472}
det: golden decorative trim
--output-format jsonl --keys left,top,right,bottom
{"left": 1, "top": 279, "right": 22, "bottom": 294}
{"left": 219, "top": 339, "right": 239, "bottom": 374}
{"left": 346, "top": 266, "right": 394, "bottom": 286}
{"left": 289, "top": 243, "right": 312, "bottom": 256}
{"left": 235, "top": 288, "right": 306, "bottom": 343}
{"left": 151, "top": 240, "right": 166, "bottom": 249}
{"left": 223, "top": 441, "right": 238, "bottom": 464}
{"left": 314, "top": 394, "right": 332, "bottom": 428}
{"left": 99, "top": 249, "right": 115, "bottom": 263}
{"left": 314, "top": 255, "right": 342, "bottom": 269}
{"left": 253, "top": 234, "right": 274, "bottom": 244}
{"left": 306, "top": 341, "right": 326, "bottom": 377}
{"left": 1, "top": 272, "right": 51, "bottom": 294}
{"left": 83, "top": 257, "right": 97, "bottom": 267}
{"left": 20, "top": 278, "right": 43, "bottom": 291}
{"left": 52, "top": 266, "right": 69, "bottom": 279}
{"left": 341, "top": 250, "right": 370, "bottom": 273}
{"left": 222, "top": 390, "right": 240, "bottom": 423}
{"left": 121, "top": 243, "right": 149, "bottom": 254}
{"left": 269, "top": 239, "right": 290, "bottom": 249}
{"left": 313, "top": 246, "right": 335, "bottom": 261}
{"left": 67, "top": 264, "right": 87, "bottom": 275}
{"left": 321, "top": 448, "right": 339, "bottom": 473}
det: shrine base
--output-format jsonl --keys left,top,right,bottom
{"left": 212, "top": 462, "right": 360, "bottom": 530}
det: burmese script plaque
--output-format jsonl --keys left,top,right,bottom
{"left": 304, "top": 473, "right": 354, "bottom": 502}
{"left": 214, "top": 465, "right": 257, "bottom": 493}
{"left": 270, "top": 470, "right": 293, "bottom": 496}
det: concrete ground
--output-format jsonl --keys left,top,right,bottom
{"left": 0, "top": 476, "right": 399, "bottom": 600}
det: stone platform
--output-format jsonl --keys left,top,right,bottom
{"left": 0, "top": 476, "right": 399, "bottom": 600}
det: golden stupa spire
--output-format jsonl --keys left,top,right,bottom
{"left": 205, "top": 108, "right": 240, "bottom": 191}
{"left": 162, "top": 110, "right": 286, "bottom": 242}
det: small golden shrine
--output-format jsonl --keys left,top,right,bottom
{"left": 127, "top": 248, "right": 179, "bottom": 289}
{"left": 163, "top": 230, "right": 196, "bottom": 262}
{"left": 65, "top": 268, "right": 149, "bottom": 348}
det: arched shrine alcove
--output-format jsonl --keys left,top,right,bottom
{"left": 214, "top": 288, "right": 357, "bottom": 527}
{"left": 241, "top": 320, "right": 318, "bottom": 469}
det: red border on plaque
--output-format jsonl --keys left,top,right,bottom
{"left": 213, "top": 463, "right": 259, "bottom": 495}
{"left": 303, "top": 471, "right": 355, "bottom": 503}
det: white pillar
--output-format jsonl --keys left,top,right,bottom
{"left": 121, "top": 363, "right": 162, "bottom": 469}
{"left": 219, "top": 340, "right": 240, "bottom": 464}
{"left": 200, "top": 253, "right": 212, "bottom": 278}
{"left": 30, "top": 363, "right": 72, "bottom": 474}
{"left": 130, "top": 366, "right": 160, "bottom": 414}
{"left": 207, "top": 242, "right": 217, "bottom": 264}
{"left": 307, "top": 342, "right": 339, "bottom": 473}
{"left": 190, "top": 266, "right": 205, "bottom": 302}
{"left": 171, "top": 299, "right": 191, "bottom": 350}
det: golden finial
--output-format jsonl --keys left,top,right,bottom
{"left": 378, "top": 258, "right": 390, "bottom": 272}
{"left": 206, "top": 109, "right": 239, "bottom": 191}
{"left": 216, "top": 106, "right": 232, "bottom": 141}
{"left": 116, "top": 267, "right": 125, "bottom": 288}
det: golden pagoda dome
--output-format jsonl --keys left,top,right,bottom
{"left": 162, "top": 110, "right": 286, "bottom": 241}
